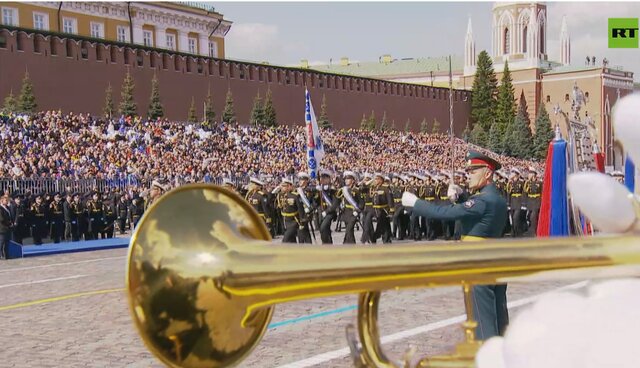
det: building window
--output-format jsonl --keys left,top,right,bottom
{"left": 143, "top": 30, "right": 153, "bottom": 47}
{"left": 188, "top": 37, "right": 196, "bottom": 54}
{"left": 63, "top": 18, "right": 77, "bottom": 34}
{"left": 33, "top": 12, "right": 48, "bottom": 30}
{"left": 166, "top": 34, "right": 175, "bottom": 50}
{"left": 90, "top": 22, "right": 104, "bottom": 38}
{"left": 2, "top": 7, "right": 18, "bottom": 26}
{"left": 208, "top": 41, "right": 217, "bottom": 57}
{"left": 503, "top": 28, "right": 510, "bottom": 55}
{"left": 117, "top": 26, "right": 127, "bottom": 42}
{"left": 546, "top": 95, "right": 551, "bottom": 103}
{"left": 522, "top": 26, "right": 527, "bottom": 53}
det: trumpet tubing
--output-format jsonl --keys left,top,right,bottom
{"left": 127, "top": 185, "right": 640, "bottom": 368}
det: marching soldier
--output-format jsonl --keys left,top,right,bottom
{"left": 507, "top": 169, "right": 526, "bottom": 237}
{"left": 402, "top": 150, "right": 509, "bottom": 340}
{"left": 86, "top": 192, "right": 104, "bottom": 240}
{"left": 70, "top": 193, "right": 85, "bottom": 241}
{"left": 30, "top": 194, "right": 47, "bottom": 245}
{"left": 391, "top": 175, "right": 407, "bottom": 240}
{"left": 436, "top": 174, "right": 454, "bottom": 240}
{"left": 49, "top": 193, "right": 65, "bottom": 243}
{"left": 296, "top": 172, "right": 318, "bottom": 244}
{"left": 359, "top": 173, "right": 375, "bottom": 244}
{"left": 524, "top": 167, "right": 543, "bottom": 237}
{"left": 116, "top": 194, "right": 129, "bottom": 235}
{"left": 12, "top": 194, "right": 27, "bottom": 244}
{"left": 421, "top": 174, "right": 438, "bottom": 240}
{"left": 405, "top": 174, "right": 420, "bottom": 240}
{"left": 371, "top": 173, "right": 394, "bottom": 244}
{"left": 318, "top": 170, "right": 340, "bottom": 244}
{"left": 245, "top": 177, "right": 272, "bottom": 230}
{"left": 278, "top": 178, "right": 305, "bottom": 243}
{"left": 339, "top": 171, "right": 364, "bottom": 244}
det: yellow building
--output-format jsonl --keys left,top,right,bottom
{"left": 0, "top": 1, "right": 231, "bottom": 58}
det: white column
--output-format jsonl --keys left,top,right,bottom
{"left": 199, "top": 34, "right": 209, "bottom": 57}
{"left": 132, "top": 24, "right": 144, "bottom": 45}
{"left": 156, "top": 27, "right": 166, "bottom": 49}
{"left": 178, "top": 29, "right": 189, "bottom": 53}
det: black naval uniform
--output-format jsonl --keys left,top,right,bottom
{"left": 30, "top": 201, "right": 48, "bottom": 245}
{"left": 422, "top": 180, "right": 438, "bottom": 240}
{"left": 507, "top": 177, "right": 526, "bottom": 237}
{"left": 12, "top": 201, "right": 28, "bottom": 244}
{"left": 49, "top": 200, "right": 65, "bottom": 243}
{"left": 340, "top": 185, "right": 364, "bottom": 244}
{"left": 246, "top": 189, "right": 271, "bottom": 229}
{"left": 70, "top": 200, "right": 85, "bottom": 242}
{"left": 391, "top": 184, "right": 406, "bottom": 240}
{"left": 296, "top": 186, "right": 318, "bottom": 244}
{"left": 279, "top": 190, "right": 305, "bottom": 243}
{"left": 360, "top": 183, "right": 375, "bottom": 244}
{"left": 319, "top": 185, "right": 340, "bottom": 244}
{"left": 524, "top": 178, "right": 542, "bottom": 237}
{"left": 371, "top": 182, "right": 394, "bottom": 244}
{"left": 116, "top": 198, "right": 129, "bottom": 235}
{"left": 87, "top": 198, "right": 104, "bottom": 240}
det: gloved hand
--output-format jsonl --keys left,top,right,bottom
{"left": 322, "top": 211, "right": 326, "bottom": 217}
{"left": 353, "top": 211, "right": 359, "bottom": 217}
{"left": 402, "top": 192, "right": 418, "bottom": 207}
{"left": 304, "top": 208, "right": 310, "bottom": 214}
{"left": 447, "top": 184, "right": 462, "bottom": 202}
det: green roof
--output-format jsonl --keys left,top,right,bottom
{"left": 543, "top": 65, "right": 602, "bottom": 76}
{"left": 170, "top": 1, "right": 216, "bottom": 13}
{"left": 308, "top": 55, "right": 464, "bottom": 77}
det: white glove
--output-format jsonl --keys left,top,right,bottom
{"left": 304, "top": 208, "right": 310, "bottom": 214}
{"left": 402, "top": 192, "right": 418, "bottom": 207}
{"left": 353, "top": 211, "right": 359, "bottom": 217}
{"left": 322, "top": 211, "right": 326, "bottom": 217}
{"left": 447, "top": 184, "right": 462, "bottom": 202}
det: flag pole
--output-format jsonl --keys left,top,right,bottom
{"left": 448, "top": 55, "right": 455, "bottom": 178}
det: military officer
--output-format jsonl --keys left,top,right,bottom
{"left": 30, "top": 193, "right": 47, "bottom": 245}
{"left": 391, "top": 174, "right": 407, "bottom": 240}
{"left": 402, "top": 150, "right": 509, "bottom": 340}
{"left": 524, "top": 167, "right": 543, "bottom": 237}
{"left": 318, "top": 170, "right": 340, "bottom": 244}
{"left": 359, "top": 173, "right": 375, "bottom": 244}
{"left": 340, "top": 171, "right": 364, "bottom": 244}
{"left": 421, "top": 174, "right": 438, "bottom": 240}
{"left": 278, "top": 178, "right": 304, "bottom": 243}
{"left": 371, "top": 173, "right": 394, "bottom": 244}
{"left": 507, "top": 169, "right": 526, "bottom": 237}
{"left": 222, "top": 178, "right": 236, "bottom": 193}
{"left": 49, "top": 193, "right": 65, "bottom": 243}
{"left": 70, "top": 193, "right": 85, "bottom": 241}
{"left": 12, "top": 194, "right": 27, "bottom": 244}
{"left": 295, "top": 172, "right": 318, "bottom": 243}
{"left": 116, "top": 194, "right": 129, "bottom": 235}
{"left": 246, "top": 177, "right": 272, "bottom": 230}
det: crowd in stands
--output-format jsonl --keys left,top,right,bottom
{"left": 0, "top": 111, "right": 542, "bottom": 188}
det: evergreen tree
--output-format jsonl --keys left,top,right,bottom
{"left": 360, "top": 113, "right": 368, "bottom": 130}
{"left": 2, "top": 90, "right": 18, "bottom": 114}
{"left": 391, "top": 119, "right": 397, "bottom": 131}
{"left": 222, "top": 88, "right": 236, "bottom": 124}
{"left": 462, "top": 121, "right": 471, "bottom": 142}
{"left": 488, "top": 120, "right": 503, "bottom": 153}
{"left": 533, "top": 102, "right": 554, "bottom": 160}
{"left": 103, "top": 83, "right": 114, "bottom": 119}
{"left": 431, "top": 118, "right": 441, "bottom": 134}
{"left": 504, "top": 91, "right": 532, "bottom": 156}
{"left": 494, "top": 61, "right": 516, "bottom": 152}
{"left": 187, "top": 97, "right": 198, "bottom": 123}
{"left": 250, "top": 91, "right": 265, "bottom": 126}
{"left": 470, "top": 50, "right": 498, "bottom": 132}
{"left": 263, "top": 89, "right": 277, "bottom": 127}
{"left": 318, "top": 94, "right": 331, "bottom": 129}
{"left": 510, "top": 105, "right": 534, "bottom": 159}
{"left": 367, "top": 110, "right": 377, "bottom": 131}
{"left": 420, "top": 118, "right": 429, "bottom": 133}
{"left": 379, "top": 111, "right": 389, "bottom": 131}
{"left": 404, "top": 119, "right": 412, "bottom": 132}
{"left": 119, "top": 70, "right": 137, "bottom": 117}
{"left": 18, "top": 71, "right": 37, "bottom": 113}
{"left": 204, "top": 88, "right": 215, "bottom": 126}
{"left": 147, "top": 74, "right": 164, "bottom": 120}
{"left": 470, "top": 123, "right": 488, "bottom": 147}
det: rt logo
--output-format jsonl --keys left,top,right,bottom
{"left": 609, "top": 18, "right": 639, "bottom": 48}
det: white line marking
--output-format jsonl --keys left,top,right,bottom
{"left": 0, "top": 275, "right": 89, "bottom": 289}
{"left": 0, "top": 256, "right": 126, "bottom": 274}
{"left": 278, "top": 281, "right": 588, "bottom": 368}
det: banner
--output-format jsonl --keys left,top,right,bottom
{"left": 305, "top": 89, "right": 325, "bottom": 179}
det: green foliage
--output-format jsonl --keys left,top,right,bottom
{"left": 431, "top": 118, "right": 441, "bottom": 134}
{"left": 318, "top": 94, "right": 331, "bottom": 129}
{"left": 470, "top": 50, "right": 498, "bottom": 132}
{"left": 147, "top": 75, "right": 164, "bottom": 120}
{"left": 420, "top": 118, "right": 429, "bottom": 133}
{"left": 118, "top": 70, "right": 137, "bottom": 117}
{"left": 470, "top": 122, "right": 488, "bottom": 147}
{"left": 404, "top": 119, "right": 412, "bottom": 132}
{"left": 533, "top": 102, "right": 555, "bottom": 160}
{"left": 18, "top": 71, "right": 37, "bottom": 113}
{"left": 263, "top": 89, "right": 277, "bottom": 127}
{"left": 509, "top": 105, "right": 534, "bottom": 159}
{"left": 379, "top": 111, "right": 389, "bottom": 131}
{"left": 187, "top": 96, "right": 198, "bottom": 123}
{"left": 103, "top": 84, "right": 114, "bottom": 118}
{"left": 367, "top": 110, "right": 377, "bottom": 131}
{"left": 462, "top": 121, "right": 471, "bottom": 142}
{"left": 250, "top": 91, "right": 265, "bottom": 126}
{"left": 494, "top": 61, "right": 516, "bottom": 152}
{"left": 204, "top": 88, "right": 215, "bottom": 125}
{"left": 2, "top": 90, "right": 18, "bottom": 114}
{"left": 222, "top": 88, "right": 236, "bottom": 124}
{"left": 360, "top": 113, "right": 368, "bottom": 130}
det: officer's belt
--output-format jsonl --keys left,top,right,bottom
{"left": 528, "top": 194, "right": 541, "bottom": 198}
{"left": 35, "top": 214, "right": 45, "bottom": 217}
{"left": 461, "top": 235, "right": 487, "bottom": 242}
{"left": 281, "top": 211, "right": 298, "bottom": 217}
{"left": 365, "top": 202, "right": 373, "bottom": 206}
{"left": 345, "top": 204, "right": 356, "bottom": 209}
{"left": 425, "top": 197, "right": 435, "bottom": 200}
{"left": 373, "top": 205, "right": 388, "bottom": 209}
{"left": 510, "top": 193, "right": 522, "bottom": 197}
{"left": 393, "top": 199, "right": 402, "bottom": 203}
{"left": 439, "top": 196, "right": 448, "bottom": 200}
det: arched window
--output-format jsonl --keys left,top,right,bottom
{"left": 539, "top": 24, "right": 544, "bottom": 54}
{"left": 522, "top": 26, "right": 528, "bottom": 53}
{"left": 504, "top": 28, "right": 510, "bottom": 54}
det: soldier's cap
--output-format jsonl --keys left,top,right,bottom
{"left": 511, "top": 168, "right": 522, "bottom": 176}
{"left": 494, "top": 170, "right": 507, "bottom": 179}
{"left": 222, "top": 178, "right": 234, "bottom": 186}
{"left": 249, "top": 177, "right": 265, "bottom": 186}
{"left": 611, "top": 170, "right": 624, "bottom": 177}
{"left": 281, "top": 178, "right": 294, "bottom": 186}
{"left": 319, "top": 169, "right": 333, "bottom": 177}
{"left": 362, "top": 172, "right": 373, "bottom": 179}
{"left": 343, "top": 170, "right": 358, "bottom": 180}
{"left": 151, "top": 180, "right": 169, "bottom": 192}
{"left": 12, "top": 193, "right": 23, "bottom": 200}
{"left": 297, "top": 172, "right": 310, "bottom": 180}
{"left": 72, "top": 192, "right": 80, "bottom": 198}
{"left": 374, "top": 172, "right": 384, "bottom": 179}
{"left": 384, "top": 175, "right": 391, "bottom": 182}
{"left": 465, "top": 150, "right": 502, "bottom": 171}
{"left": 528, "top": 166, "right": 538, "bottom": 173}
{"left": 414, "top": 174, "right": 426, "bottom": 181}
{"left": 455, "top": 170, "right": 466, "bottom": 177}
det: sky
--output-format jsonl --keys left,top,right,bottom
{"left": 214, "top": 1, "right": 640, "bottom": 79}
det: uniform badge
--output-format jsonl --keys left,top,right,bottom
{"left": 287, "top": 198, "right": 295, "bottom": 205}
{"left": 252, "top": 199, "right": 258, "bottom": 204}
{"left": 463, "top": 199, "right": 476, "bottom": 208}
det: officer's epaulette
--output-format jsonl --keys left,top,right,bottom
{"left": 292, "top": 192, "right": 299, "bottom": 196}
{"left": 382, "top": 184, "right": 390, "bottom": 188}
{"left": 258, "top": 190, "right": 265, "bottom": 195}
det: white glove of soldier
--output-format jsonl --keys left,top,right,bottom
{"left": 402, "top": 191, "right": 418, "bottom": 207}
{"left": 322, "top": 211, "right": 326, "bottom": 217}
{"left": 353, "top": 211, "right": 359, "bottom": 217}
{"left": 447, "top": 184, "right": 462, "bottom": 202}
{"left": 304, "top": 207, "right": 310, "bottom": 214}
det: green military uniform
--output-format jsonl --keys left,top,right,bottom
{"left": 409, "top": 151, "right": 509, "bottom": 340}
{"left": 524, "top": 168, "right": 543, "bottom": 237}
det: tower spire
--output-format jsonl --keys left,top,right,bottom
{"left": 560, "top": 15, "right": 571, "bottom": 65}
{"left": 464, "top": 17, "right": 476, "bottom": 76}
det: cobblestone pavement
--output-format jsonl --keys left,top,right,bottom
{"left": 0, "top": 230, "right": 580, "bottom": 368}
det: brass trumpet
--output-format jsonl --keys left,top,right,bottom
{"left": 126, "top": 184, "right": 640, "bottom": 368}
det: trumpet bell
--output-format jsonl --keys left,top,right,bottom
{"left": 126, "top": 184, "right": 273, "bottom": 368}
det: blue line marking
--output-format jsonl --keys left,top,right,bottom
{"left": 268, "top": 305, "right": 357, "bottom": 329}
